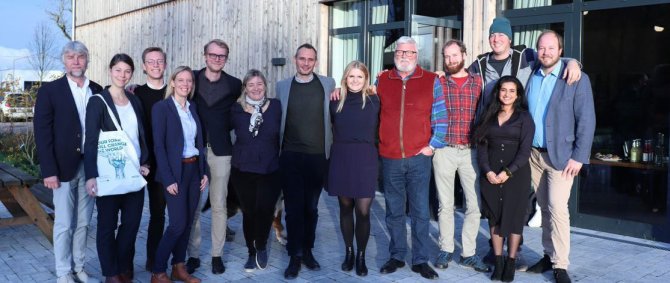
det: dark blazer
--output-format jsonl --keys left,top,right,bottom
{"left": 152, "top": 97, "right": 208, "bottom": 187}
{"left": 34, "top": 75, "right": 103, "bottom": 181}
{"left": 192, "top": 68, "right": 241, "bottom": 156}
{"left": 527, "top": 63, "right": 596, "bottom": 170}
{"left": 83, "top": 89, "right": 149, "bottom": 180}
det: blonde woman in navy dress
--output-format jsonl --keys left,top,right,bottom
{"left": 327, "top": 61, "right": 380, "bottom": 277}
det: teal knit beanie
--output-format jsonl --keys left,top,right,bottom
{"left": 489, "top": 17, "right": 513, "bottom": 39}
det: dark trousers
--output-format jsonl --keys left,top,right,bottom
{"left": 146, "top": 176, "right": 166, "bottom": 263}
{"left": 96, "top": 189, "right": 145, "bottom": 276}
{"left": 280, "top": 151, "right": 327, "bottom": 257}
{"left": 231, "top": 168, "right": 281, "bottom": 253}
{"left": 153, "top": 162, "right": 201, "bottom": 273}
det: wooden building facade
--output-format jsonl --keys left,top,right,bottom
{"left": 74, "top": 0, "right": 328, "bottom": 92}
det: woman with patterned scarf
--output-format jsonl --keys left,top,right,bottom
{"left": 230, "top": 69, "right": 282, "bottom": 272}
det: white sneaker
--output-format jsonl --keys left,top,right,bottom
{"left": 528, "top": 204, "right": 542, "bottom": 228}
{"left": 56, "top": 274, "right": 76, "bottom": 283}
{"left": 73, "top": 270, "right": 99, "bottom": 283}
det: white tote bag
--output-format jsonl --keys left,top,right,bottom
{"left": 93, "top": 94, "right": 147, "bottom": 196}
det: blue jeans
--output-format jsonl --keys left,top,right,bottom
{"left": 382, "top": 154, "right": 432, "bottom": 265}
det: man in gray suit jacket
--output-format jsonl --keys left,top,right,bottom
{"left": 275, "top": 43, "right": 335, "bottom": 280}
{"left": 525, "top": 30, "right": 596, "bottom": 283}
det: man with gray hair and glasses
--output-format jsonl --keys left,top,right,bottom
{"left": 377, "top": 36, "right": 447, "bottom": 280}
{"left": 34, "top": 41, "right": 103, "bottom": 283}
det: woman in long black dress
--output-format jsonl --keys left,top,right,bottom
{"left": 327, "top": 60, "right": 379, "bottom": 276}
{"left": 472, "top": 76, "right": 534, "bottom": 282}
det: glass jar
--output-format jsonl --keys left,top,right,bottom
{"left": 643, "top": 140, "right": 653, "bottom": 163}
{"left": 630, "top": 139, "right": 642, "bottom": 163}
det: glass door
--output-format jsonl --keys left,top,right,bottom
{"left": 410, "top": 15, "right": 462, "bottom": 73}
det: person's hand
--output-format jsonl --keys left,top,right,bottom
{"left": 564, "top": 60, "right": 582, "bottom": 85}
{"left": 166, "top": 183, "right": 178, "bottom": 195}
{"left": 495, "top": 172, "right": 510, "bottom": 184}
{"left": 435, "top": 70, "right": 446, "bottom": 78}
{"left": 417, "top": 146, "right": 434, "bottom": 156}
{"left": 125, "top": 83, "right": 139, "bottom": 94}
{"left": 85, "top": 178, "right": 97, "bottom": 197}
{"left": 43, "top": 176, "right": 60, "bottom": 190}
{"left": 486, "top": 171, "right": 500, "bottom": 184}
{"left": 140, "top": 165, "right": 150, "bottom": 176}
{"left": 561, "top": 159, "right": 583, "bottom": 179}
{"left": 200, "top": 175, "right": 209, "bottom": 191}
{"left": 330, "top": 88, "right": 341, "bottom": 101}
{"left": 369, "top": 85, "right": 377, "bottom": 94}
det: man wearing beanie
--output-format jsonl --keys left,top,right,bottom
{"left": 467, "top": 16, "right": 582, "bottom": 271}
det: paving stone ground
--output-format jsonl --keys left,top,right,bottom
{"left": 1, "top": 190, "right": 669, "bottom": 282}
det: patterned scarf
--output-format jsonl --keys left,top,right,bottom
{"left": 246, "top": 96, "right": 267, "bottom": 137}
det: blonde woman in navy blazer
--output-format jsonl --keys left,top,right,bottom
{"left": 151, "top": 66, "right": 209, "bottom": 283}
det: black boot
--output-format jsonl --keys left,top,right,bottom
{"left": 355, "top": 250, "right": 368, "bottom": 276}
{"left": 502, "top": 257, "right": 516, "bottom": 282}
{"left": 341, "top": 247, "right": 354, "bottom": 271}
{"left": 490, "top": 255, "right": 504, "bottom": 281}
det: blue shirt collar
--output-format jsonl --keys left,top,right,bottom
{"left": 535, "top": 60, "right": 562, "bottom": 78}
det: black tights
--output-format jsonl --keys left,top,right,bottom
{"left": 338, "top": 196, "right": 372, "bottom": 251}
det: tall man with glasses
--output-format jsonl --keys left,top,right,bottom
{"left": 377, "top": 36, "right": 447, "bottom": 280}
{"left": 134, "top": 47, "right": 168, "bottom": 272}
{"left": 34, "top": 41, "right": 103, "bottom": 283}
{"left": 186, "top": 39, "right": 242, "bottom": 275}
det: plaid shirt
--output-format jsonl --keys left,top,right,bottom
{"left": 440, "top": 72, "right": 482, "bottom": 145}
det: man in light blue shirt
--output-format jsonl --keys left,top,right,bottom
{"left": 525, "top": 30, "right": 595, "bottom": 283}
{"left": 527, "top": 60, "right": 562, "bottom": 148}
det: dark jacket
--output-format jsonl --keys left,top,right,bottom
{"left": 84, "top": 89, "right": 149, "bottom": 180}
{"left": 152, "top": 98, "right": 208, "bottom": 186}
{"left": 192, "top": 68, "right": 242, "bottom": 156}
{"left": 34, "top": 75, "right": 103, "bottom": 180}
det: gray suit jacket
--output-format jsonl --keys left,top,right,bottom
{"left": 275, "top": 74, "right": 336, "bottom": 159}
{"left": 528, "top": 63, "right": 596, "bottom": 170}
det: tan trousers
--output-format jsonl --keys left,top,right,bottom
{"left": 529, "top": 148, "right": 573, "bottom": 270}
{"left": 433, "top": 147, "right": 481, "bottom": 257}
{"left": 188, "top": 148, "right": 231, "bottom": 257}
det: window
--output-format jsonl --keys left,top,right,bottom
{"left": 580, "top": 3, "right": 670, "bottom": 225}
{"left": 505, "top": 0, "right": 572, "bottom": 9}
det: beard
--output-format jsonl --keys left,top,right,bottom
{"left": 68, "top": 70, "right": 85, "bottom": 78}
{"left": 395, "top": 58, "right": 417, "bottom": 73}
{"left": 445, "top": 60, "right": 465, "bottom": 75}
{"left": 541, "top": 56, "right": 560, "bottom": 70}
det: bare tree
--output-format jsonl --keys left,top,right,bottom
{"left": 47, "top": 0, "right": 72, "bottom": 40}
{"left": 28, "top": 22, "right": 57, "bottom": 83}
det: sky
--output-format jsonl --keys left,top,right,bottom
{"left": 0, "top": 0, "right": 68, "bottom": 71}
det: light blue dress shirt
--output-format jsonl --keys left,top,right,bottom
{"left": 527, "top": 60, "right": 562, "bottom": 148}
{"left": 171, "top": 96, "right": 199, "bottom": 158}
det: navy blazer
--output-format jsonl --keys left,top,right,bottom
{"left": 83, "top": 89, "right": 150, "bottom": 180}
{"left": 34, "top": 75, "right": 103, "bottom": 181}
{"left": 152, "top": 97, "right": 208, "bottom": 187}
{"left": 192, "top": 68, "right": 241, "bottom": 156}
{"left": 527, "top": 63, "right": 596, "bottom": 170}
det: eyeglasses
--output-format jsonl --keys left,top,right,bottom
{"left": 394, "top": 50, "right": 417, "bottom": 57}
{"left": 207, "top": 53, "right": 228, "bottom": 61}
{"left": 145, "top": 60, "right": 165, "bottom": 65}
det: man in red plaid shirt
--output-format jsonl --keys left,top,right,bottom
{"left": 431, "top": 39, "right": 490, "bottom": 273}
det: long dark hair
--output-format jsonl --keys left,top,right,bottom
{"left": 472, "top": 76, "right": 528, "bottom": 144}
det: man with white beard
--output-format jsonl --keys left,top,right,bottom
{"left": 376, "top": 36, "right": 447, "bottom": 280}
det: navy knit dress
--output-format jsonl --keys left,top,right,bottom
{"left": 327, "top": 92, "right": 380, "bottom": 198}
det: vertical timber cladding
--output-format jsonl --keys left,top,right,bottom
{"left": 74, "top": 0, "right": 323, "bottom": 93}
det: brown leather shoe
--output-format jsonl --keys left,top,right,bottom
{"left": 151, "top": 272, "right": 172, "bottom": 283}
{"left": 104, "top": 275, "right": 124, "bottom": 283}
{"left": 119, "top": 270, "right": 133, "bottom": 283}
{"left": 171, "top": 263, "right": 201, "bottom": 283}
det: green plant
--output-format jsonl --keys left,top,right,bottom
{"left": 0, "top": 130, "right": 39, "bottom": 177}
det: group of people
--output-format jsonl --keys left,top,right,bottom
{"left": 33, "top": 16, "right": 594, "bottom": 283}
